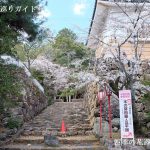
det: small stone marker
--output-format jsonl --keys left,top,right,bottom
{"left": 44, "top": 134, "right": 59, "bottom": 147}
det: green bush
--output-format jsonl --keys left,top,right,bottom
{"left": 0, "top": 63, "right": 21, "bottom": 112}
{"left": 6, "top": 117, "right": 22, "bottom": 129}
{"left": 141, "top": 80, "right": 150, "bottom": 86}
{"left": 60, "top": 88, "right": 76, "bottom": 97}
{"left": 68, "top": 75, "right": 78, "bottom": 83}
{"left": 142, "top": 92, "right": 150, "bottom": 103}
{"left": 140, "top": 126, "right": 148, "bottom": 135}
{"left": 47, "top": 96, "right": 52, "bottom": 106}
{"left": 81, "top": 59, "right": 89, "bottom": 69}
{"left": 141, "top": 92, "right": 150, "bottom": 120}
{"left": 55, "top": 55, "right": 68, "bottom": 66}
{"left": 31, "top": 69, "right": 44, "bottom": 85}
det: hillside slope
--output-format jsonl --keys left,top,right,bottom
{"left": 0, "top": 56, "right": 48, "bottom": 145}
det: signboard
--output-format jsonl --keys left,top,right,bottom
{"left": 119, "top": 90, "right": 134, "bottom": 140}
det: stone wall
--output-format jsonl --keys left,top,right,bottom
{"left": 13, "top": 70, "right": 47, "bottom": 122}
{"left": 133, "top": 82, "right": 150, "bottom": 136}
{"left": 84, "top": 81, "right": 98, "bottom": 128}
{"left": 0, "top": 65, "right": 48, "bottom": 144}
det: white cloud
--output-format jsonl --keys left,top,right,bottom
{"left": 73, "top": 2, "right": 87, "bottom": 16}
{"left": 38, "top": 9, "right": 52, "bottom": 19}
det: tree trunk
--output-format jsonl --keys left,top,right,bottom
{"left": 69, "top": 95, "right": 71, "bottom": 102}
{"left": 129, "top": 81, "right": 140, "bottom": 132}
{"left": 27, "top": 58, "right": 31, "bottom": 71}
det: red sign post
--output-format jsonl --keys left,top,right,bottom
{"left": 105, "top": 85, "right": 112, "bottom": 139}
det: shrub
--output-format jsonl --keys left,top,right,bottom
{"left": 60, "top": 88, "right": 76, "bottom": 97}
{"left": 141, "top": 92, "right": 150, "bottom": 120}
{"left": 31, "top": 69, "right": 44, "bottom": 85}
{"left": 142, "top": 92, "right": 150, "bottom": 103}
{"left": 6, "top": 117, "right": 22, "bottom": 129}
{"left": 47, "top": 96, "right": 52, "bottom": 106}
{"left": 142, "top": 80, "right": 150, "bottom": 86}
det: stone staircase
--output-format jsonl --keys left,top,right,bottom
{"left": 0, "top": 101, "right": 106, "bottom": 149}
{"left": 22, "top": 102, "right": 92, "bottom": 136}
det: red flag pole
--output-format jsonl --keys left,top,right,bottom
{"left": 108, "top": 94, "right": 112, "bottom": 138}
{"left": 105, "top": 85, "right": 112, "bottom": 139}
{"left": 98, "top": 92, "right": 102, "bottom": 136}
{"left": 100, "top": 91, "right": 105, "bottom": 135}
{"left": 100, "top": 98, "right": 102, "bottom": 135}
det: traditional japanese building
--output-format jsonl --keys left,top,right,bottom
{"left": 87, "top": 0, "right": 150, "bottom": 60}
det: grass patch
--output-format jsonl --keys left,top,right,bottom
{"left": 141, "top": 80, "right": 150, "bottom": 86}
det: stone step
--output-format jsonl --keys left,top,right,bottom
{"left": 22, "top": 123, "right": 90, "bottom": 130}
{"left": 71, "top": 99, "right": 84, "bottom": 102}
{"left": 53, "top": 102, "right": 84, "bottom": 106}
{"left": 58, "top": 135, "right": 99, "bottom": 144}
{"left": 14, "top": 135, "right": 99, "bottom": 145}
{"left": 14, "top": 136, "right": 44, "bottom": 144}
{"left": 0, "top": 144, "right": 106, "bottom": 150}
{"left": 22, "top": 129, "right": 93, "bottom": 137}
{"left": 57, "top": 130, "right": 92, "bottom": 137}
{"left": 46, "top": 126, "right": 91, "bottom": 132}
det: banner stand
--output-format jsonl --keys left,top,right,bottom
{"left": 119, "top": 90, "right": 135, "bottom": 146}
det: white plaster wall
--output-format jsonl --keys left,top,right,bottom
{"left": 87, "top": 3, "right": 109, "bottom": 49}
{"left": 102, "top": 4, "right": 150, "bottom": 43}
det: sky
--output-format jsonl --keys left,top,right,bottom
{"left": 40, "top": 0, "right": 95, "bottom": 41}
